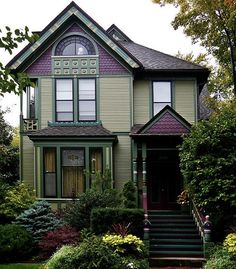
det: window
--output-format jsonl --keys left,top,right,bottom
{"left": 56, "top": 79, "right": 73, "bottom": 122}
{"left": 55, "top": 35, "right": 96, "bottom": 56}
{"left": 62, "top": 149, "right": 85, "bottom": 197}
{"left": 153, "top": 82, "right": 171, "bottom": 115}
{"left": 55, "top": 78, "right": 96, "bottom": 122}
{"left": 78, "top": 79, "right": 96, "bottom": 121}
{"left": 43, "top": 148, "right": 57, "bottom": 197}
{"left": 90, "top": 148, "right": 103, "bottom": 174}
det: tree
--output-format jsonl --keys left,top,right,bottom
{"left": 0, "top": 106, "right": 19, "bottom": 184}
{"left": 153, "top": 0, "right": 236, "bottom": 96}
{"left": 179, "top": 101, "right": 236, "bottom": 235}
{"left": 0, "top": 26, "right": 38, "bottom": 96}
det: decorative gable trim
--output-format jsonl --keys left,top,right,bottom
{"left": 131, "top": 105, "right": 191, "bottom": 136}
{"left": 8, "top": 1, "right": 140, "bottom": 70}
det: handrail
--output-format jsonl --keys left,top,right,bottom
{"left": 191, "top": 199, "right": 205, "bottom": 238}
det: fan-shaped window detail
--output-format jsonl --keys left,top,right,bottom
{"left": 55, "top": 35, "right": 96, "bottom": 56}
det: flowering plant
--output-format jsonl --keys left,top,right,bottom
{"left": 177, "top": 190, "right": 189, "bottom": 205}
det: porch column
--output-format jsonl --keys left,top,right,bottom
{"left": 142, "top": 143, "right": 147, "bottom": 213}
{"left": 132, "top": 141, "right": 138, "bottom": 207}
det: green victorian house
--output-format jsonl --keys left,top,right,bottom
{"left": 8, "top": 1, "right": 210, "bottom": 263}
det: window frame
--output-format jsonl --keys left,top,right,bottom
{"left": 152, "top": 81, "right": 172, "bottom": 116}
{"left": 55, "top": 78, "right": 74, "bottom": 122}
{"left": 78, "top": 78, "right": 97, "bottom": 122}
{"left": 61, "top": 147, "right": 85, "bottom": 198}
{"left": 43, "top": 147, "right": 57, "bottom": 198}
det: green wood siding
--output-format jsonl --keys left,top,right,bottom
{"left": 100, "top": 77, "right": 131, "bottom": 132}
{"left": 41, "top": 78, "right": 53, "bottom": 128}
{"left": 133, "top": 80, "right": 149, "bottom": 124}
{"left": 175, "top": 80, "right": 196, "bottom": 124}
{"left": 114, "top": 136, "right": 131, "bottom": 189}
{"left": 22, "top": 136, "right": 34, "bottom": 188}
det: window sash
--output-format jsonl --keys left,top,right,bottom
{"left": 153, "top": 82, "right": 171, "bottom": 115}
{"left": 78, "top": 79, "right": 96, "bottom": 121}
{"left": 43, "top": 148, "right": 57, "bottom": 198}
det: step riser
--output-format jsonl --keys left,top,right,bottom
{"left": 148, "top": 210, "right": 204, "bottom": 265}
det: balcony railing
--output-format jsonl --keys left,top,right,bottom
{"left": 21, "top": 117, "right": 38, "bottom": 132}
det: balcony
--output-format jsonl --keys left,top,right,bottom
{"left": 21, "top": 117, "right": 38, "bottom": 132}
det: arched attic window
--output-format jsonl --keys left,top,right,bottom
{"left": 55, "top": 35, "right": 96, "bottom": 56}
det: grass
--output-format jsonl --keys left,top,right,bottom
{"left": 0, "top": 264, "right": 42, "bottom": 269}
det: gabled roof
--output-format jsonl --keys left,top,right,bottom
{"left": 107, "top": 24, "right": 133, "bottom": 42}
{"left": 7, "top": 1, "right": 141, "bottom": 71}
{"left": 130, "top": 105, "right": 191, "bottom": 136}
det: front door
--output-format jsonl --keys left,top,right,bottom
{"left": 147, "top": 149, "right": 182, "bottom": 210}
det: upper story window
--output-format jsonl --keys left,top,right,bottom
{"left": 55, "top": 35, "right": 96, "bottom": 56}
{"left": 55, "top": 78, "right": 96, "bottom": 122}
{"left": 153, "top": 81, "right": 172, "bottom": 115}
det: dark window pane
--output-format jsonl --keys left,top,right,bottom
{"left": 45, "top": 173, "right": 56, "bottom": 197}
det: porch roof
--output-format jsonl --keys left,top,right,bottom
{"left": 130, "top": 105, "right": 191, "bottom": 137}
{"left": 27, "top": 124, "right": 117, "bottom": 141}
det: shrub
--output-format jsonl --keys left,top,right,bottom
{"left": 204, "top": 245, "right": 236, "bottom": 269}
{"left": 44, "top": 234, "right": 148, "bottom": 269}
{"left": 64, "top": 189, "right": 122, "bottom": 230}
{"left": 38, "top": 224, "right": 80, "bottom": 259}
{"left": 123, "top": 180, "right": 136, "bottom": 208}
{"left": 90, "top": 208, "right": 144, "bottom": 238}
{"left": 0, "top": 224, "right": 33, "bottom": 262}
{"left": 224, "top": 233, "right": 236, "bottom": 255}
{"left": 43, "top": 245, "right": 81, "bottom": 269}
{"left": 0, "top": 181, "right": 36, "bottom": 220}
{"left": 102, "top": 234, "right": 147, "bottom": 258}
{"left": 15, "top": 200, "right": 64, "bottom": 243}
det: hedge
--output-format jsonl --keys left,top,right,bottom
{"left": 90, "top": 208, "right": 144, "bottom": 238}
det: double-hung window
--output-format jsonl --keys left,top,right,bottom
{"left": 55, "top": 78, "right": 96, "bottom": 122}
{"left": 78, "top": 79, "right": 96, "bottom": 121}
{"left": 56, "top": 79, "right": 73, "bottom": 121}
{"left": 153, "top": 81, "right": 171, "bottom": 115}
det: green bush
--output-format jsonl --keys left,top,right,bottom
{"left": 204, "top": 245, "right": 236, "bottom": 269}
{"left": 0, "top": 224, "right": 33, "bottom": 262}
{"left": 179, "top": 101, "right": 236, "bottom": 225}
{"left": 64, "top": 189, "right": 122, "bottom": 230}
{"left": 0, "top": 181, "right": 36, "bottom": 220}
{"left": 44, "top": 235, "right": 148, "bottom": 269}
{"left": 123, "top": 180, "right": 136, "bottom": 208}
{"left": 102, "top": 234, "right": 147, "bottom": 258}
{"left": 15, "top": 200, "right": 64, "bottom": 243}
{"left": 224, "top": 233, "right": 236, "bottom": 255}
{"left": 43, "top": 245, "right": 81, "bottom": 269}
{"left": 90, "top": 208, "right": 144, "bottom": 238}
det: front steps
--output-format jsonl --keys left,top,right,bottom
{"left": 148, "top": 210, "right": 205, "bottom": 267}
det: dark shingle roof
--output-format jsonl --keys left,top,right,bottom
{"left": 28, "top": 125, "right": 117, "bottom": 140}
{"left": 119, "top": 41, "right": 208, "bottom": 71}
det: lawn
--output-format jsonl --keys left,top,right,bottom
{"left": 0, "top": 264, "right": 41, "bottom": 269}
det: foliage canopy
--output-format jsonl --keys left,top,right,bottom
{"left": 153, "top": 0, "right": 236, "bottom": 96}
{"left": 179, "top": 101, "right": 236, "bottom": 218}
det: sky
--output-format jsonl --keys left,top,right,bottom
{"left": 0, "top": 0, "right": 204, "bottom": 126}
